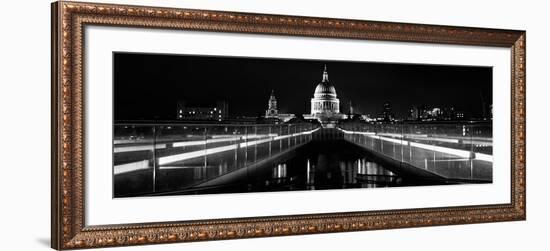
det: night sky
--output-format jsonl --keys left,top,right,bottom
{"left": 114, "top": 52, "right": 492, "bottom": 121}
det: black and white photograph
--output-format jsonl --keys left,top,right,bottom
{"left": 4, "top": 0, "right": 544, "bottom": 250}
{"left": 113, "top": 53, "right": 493, "bottom": 198}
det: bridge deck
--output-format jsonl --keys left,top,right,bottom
{"left": 113, "top": 126, "right": 493, "bottom": 197}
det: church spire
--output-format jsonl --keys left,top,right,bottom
{"left": 266, "top": 89, "right": 278, "bottom": 116}
{"left": 269, "top": 89, "right": 276, "bottom": 101}
{"left": 322, "top": 64, "right": 329, "bottom": 82}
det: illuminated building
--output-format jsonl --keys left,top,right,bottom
{"left": 305, "top": 65, "right": 345, "bottom": 126}
{"left": 265, "top": 90, "right": 279, "bottom": 118}
{"left": 408, "top": 105, "right": 468, "bottom": 121}
{"left": 176, "top": 101, "right": 228, "bottom": 121}
{"left": 263, "top": 90, "right": 295, "bottom": 122}
{"left": 376, "top": 102, "right": 395, "bottom": 122}
{"left": 310, "top": 65, "right": 341, "bottom": 116}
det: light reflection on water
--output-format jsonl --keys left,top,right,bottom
{"left": 165, "top": 142, "right": 412, "bottom": 195}
{"left": 272, "top": 163, "right": 287, "bottom": 179}
{"left": 115, "top": 141, "right": 445, "bottom": 197}
{"left": 261, "top": 151, "right": 403, "bottom": 191}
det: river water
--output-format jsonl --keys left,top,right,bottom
{"left": 180, "top": 140, "right": 445, "bottom": 195}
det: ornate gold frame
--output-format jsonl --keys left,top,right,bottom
{"left": 51, "top": 1, "right": 526, "bottom": 249}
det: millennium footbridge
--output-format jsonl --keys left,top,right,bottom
{"left": 113, "top": 122, "right": 492, "bottom": 197}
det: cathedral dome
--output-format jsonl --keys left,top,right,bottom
{"left": 314, "top": 81, "right": 337, "bottom": 97}
{"left": 313, "top": 65, "right": 337, "bottom": 98}
{"left": 310, "top": 64, "right": 340, "bottom": 117}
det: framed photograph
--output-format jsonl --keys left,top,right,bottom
{"left": 51, "top": 1, "right": 526, "bottom": 249}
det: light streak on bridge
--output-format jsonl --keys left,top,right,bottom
{"left": 114, "top": 128, "right": 319, "bottom": 174}
{"left": 339, "top": 129, "right": 493, "bottom": 162}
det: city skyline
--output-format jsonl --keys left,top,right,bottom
{"left": 114, "top": 53, "right": 492, "bottom": 121}
{"left": 113, "top": 52, "right": 494, "bottom": 198}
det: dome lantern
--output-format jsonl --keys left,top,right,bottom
{"left": 322, "top": 64, "right": 329, "bottom": 82}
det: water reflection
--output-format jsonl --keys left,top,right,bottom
{"left": 134, "top": 141, "right": 442, "bottom": 196}
{"left": 306, "top": 159, "right": 315, "bottom": 189}
{"left": 256, "top": 142, "right": 405, "bottom": 192}
{"left": 272, "top": 163, "right": 288, "bottom": 179}
{"left": 303, "top": 157, "right": 399, "bottom": 189}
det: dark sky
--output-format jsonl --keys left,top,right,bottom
{"left": 114, "top": 52, "right": 492, "bottom": 121}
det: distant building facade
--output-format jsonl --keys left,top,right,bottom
{"left": 375, "top": 102, "right": 395, "bottom": 122}
{"left": 177, "top": 101, "right": 228, "bottom": 121}
{"left": 408, "top": 105, "right": 466, "bottom": 121}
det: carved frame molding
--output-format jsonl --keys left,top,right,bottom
{"left": 51, "top": 1, "right": 526, "bottom": 249}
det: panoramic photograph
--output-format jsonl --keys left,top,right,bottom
{"left": 113, "top": 53, "right": 493, "bottom": 198}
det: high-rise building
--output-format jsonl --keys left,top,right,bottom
{"left": 409, "top": 106, "right": 420, "bottom": 120}
{"left": 378, "top": 102, "right": 394, "bottom": 122}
